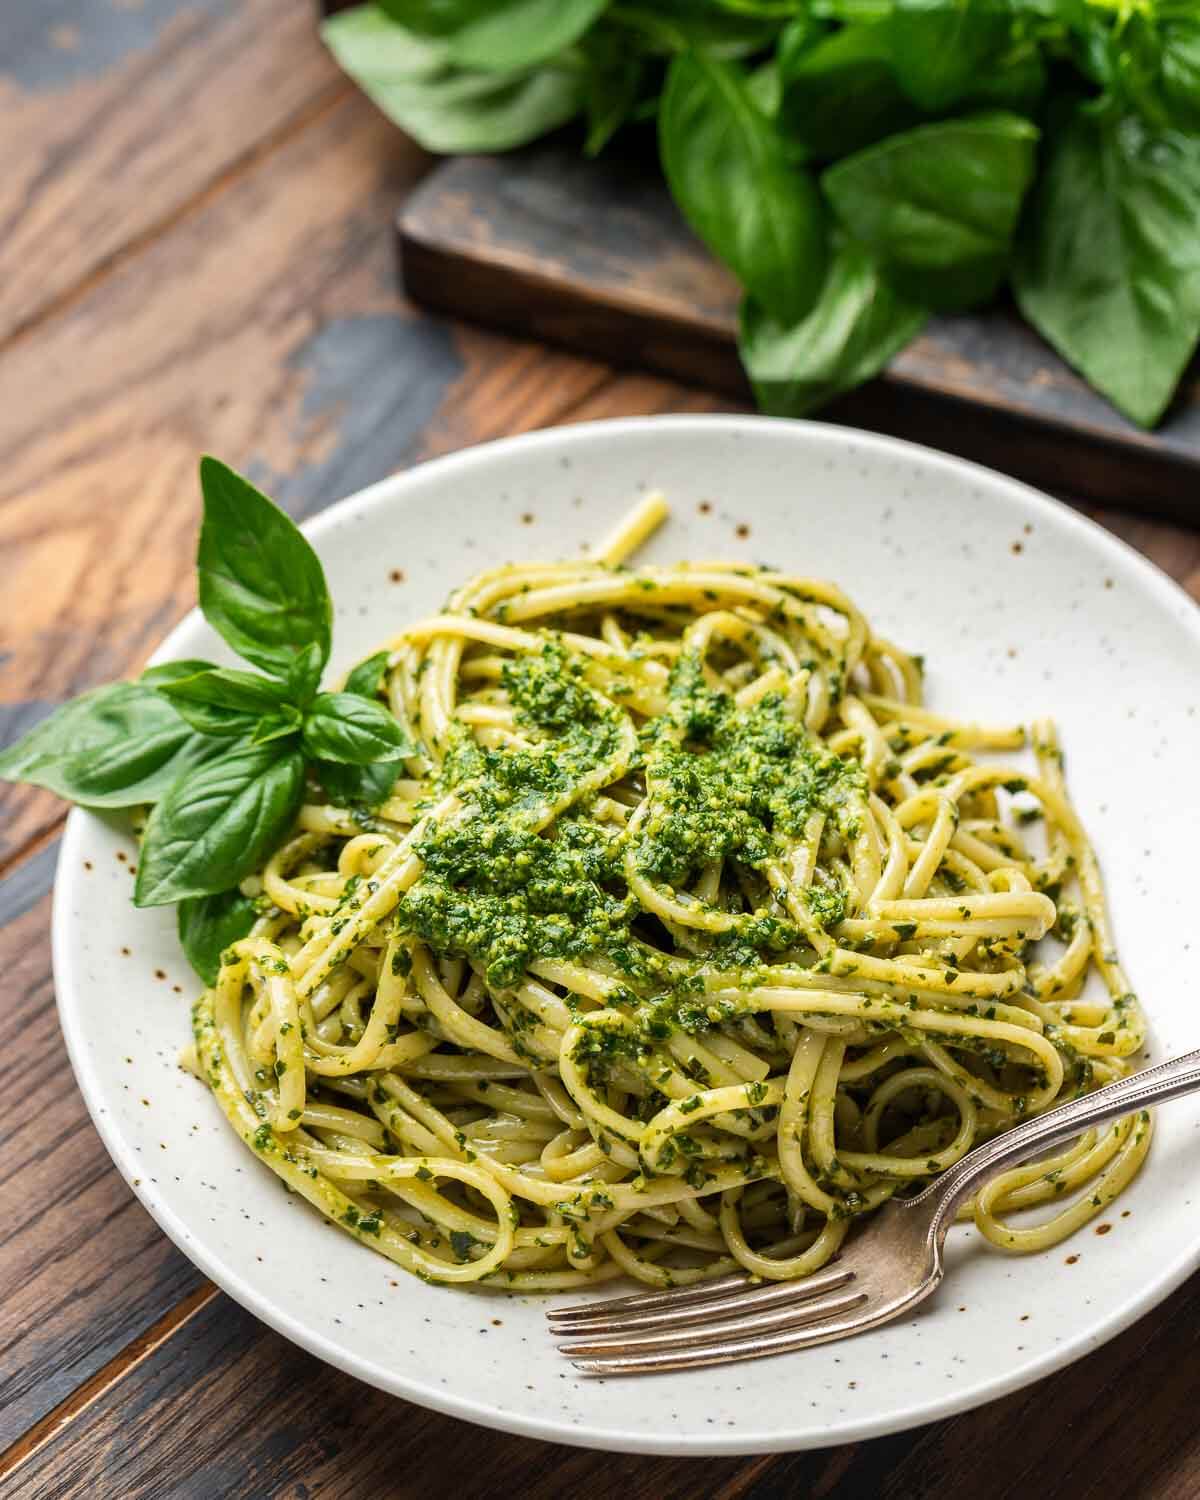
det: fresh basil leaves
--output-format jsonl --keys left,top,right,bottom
{"left": 823, "top": 112, "right": 1040, "bottom": 312}
{"left": 324, "top": 0, "right": 1200, "bottom": 428}
{"left": 660, "top": 49, "right": 826, "bottom": 323}
{"left": 740, "top": 241, "right": 927, "bottom": 415}
{"left": 0, "top": 684, "right": 213, "bottom": 809}
{"left": 135, "top": 744, "right": 306, "bottom": 907}
{"left": 178, "top": 888, "right": 263, "bottom": 988}
{"left": 1014, "top": 102, "right": 1200, "bottom": 428}
{"left": 197, "top": 458, "right": 332, "bottom": 682}
{"left": 0, "top": 458, "right": 415, "bottom": 977}
{"left": 302, "top": 692, "right": 412, "bottom": 766}
{"left": 321, "top": 7, "right": 584, "bottom": 154}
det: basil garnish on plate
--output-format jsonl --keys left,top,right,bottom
{"left": 0, "top": 458, "right": 415, "bottom": 979}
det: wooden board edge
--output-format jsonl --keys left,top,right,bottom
{"left": 397, "top": 200, "right": 1200, "bottom": 524}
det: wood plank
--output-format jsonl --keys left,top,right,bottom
{"left": 0, "top": 89, "right": 610, "bottom": 867}
{"left": 0, "top": 0, "right": 350, "bottom": 342}
{"left": 7, "top": 1247, "right": 1200, "bottom": 1497}
{"left": 0, "top": 856, "right": 204, "bottom": 1449}
{"left": 745, "top": 1270, "right": 1200, "bottom": 1499}
{"left": 398, "top": 144, "right": 1200, "bottom": 520}
{"left": 0, "top": 1292, "right": 761, "bottom": 1498}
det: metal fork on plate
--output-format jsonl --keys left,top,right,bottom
{"left": 548, "top": 1048, "right": 1200, "bottom": 1376}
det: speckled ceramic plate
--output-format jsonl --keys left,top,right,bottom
{"left": 54, "top": 416, "right": 1200, "bottom": 1455}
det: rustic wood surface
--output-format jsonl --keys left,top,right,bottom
{"left": 1, "top": 6, "right": 1198, "bottom": 1496}
{"left": 398, "top": 144, "right": 1200, "bottom": 519}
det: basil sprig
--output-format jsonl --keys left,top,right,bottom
{"left": 323, "top": 0, "right": 1200, "bottom": 429}
{"left": 0, "top": 458, "right": 414, "bottom": 981}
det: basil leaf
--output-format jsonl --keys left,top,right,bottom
{"left": 197, "top": 457, "right": 332, "bottom": 683}
{"left": 660, "top": 51, "right": 826, "bottom": 323}
{"left": 1013, "top": 103, "right": 1200, "bottom": 428}
{"left": 1160, "top": 16, "right": 1200, "bottom": 130}
{"left": 156, "top": 667, "right": 292, "bottom": 738}
{"left": 178, "top": 888, "right": 260, "bottom": 986}
{"left": 823, "top": 111, "right": 1039, "bottom": 311}
{"left": 580, "top": 30, "right": 645, "bottom": 155}
{"left": 135, "top": 743, "right": 304, "bottom": 907}
{"left": 318, "top": 759, "right": 402, "bottom": 810}
{"left": 777, "top": 24, "right": 919, "bottom": 159}
{"left": 286, "top": 640, "right": 326, "bottom": 708}
{"left": 324, "top": 4, "right": 451, "bottom": 75}
{"left": 376, "top": 0, "right": 493, "bottom": 36}
{"left": 610, "top": 3, "right": 777, "bottom": 57}
{"left": 302, "top": 693, "right": 412, "bottom": 766}
{"left": 740, "top": 242, "right": 926, "bottom": 415}
{"left": 0, "top": 683, "right": 212, "bottom": 810}
{"left": 967, "top": 38, "right": 1046, "bottom": 116}
{"left": 886, "top": 0, "right": 1013, "bottom": 113}
{"left": 354, "top": 61, "right": 581, "bottom": 154}
{"left": 342, "top": 650, "right": 392, "bottom": 699}
{"left": 250, "top": 707, "right": 305, "bottom": 746}
{"left": 323, "top": 9, "right": 582, "bottom": 152}
{"left": 445, "top": 0, "right": 610, "bottom": 72}
{"left": 1108, "top": 11, "right": 1200, "bottom": 132}
{"left": 141, "top": 659, "right": 217, "bottom": 687}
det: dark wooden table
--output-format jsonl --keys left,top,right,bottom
{"left": 3, "top": 5, "right": 1200, "bottom": 1496}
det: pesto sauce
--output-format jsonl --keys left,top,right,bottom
{"left": 394, "top": 639, "right": 863, "bottom": 992}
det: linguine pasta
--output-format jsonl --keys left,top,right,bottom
{"left": 191, "top": 495, "right": 1150, "bottom": 1292}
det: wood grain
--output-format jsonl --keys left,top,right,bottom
{"left": 1, "top": 1293, "right": 761, "bottom": 1499}
{"left": 0, "top": 863, "right": 203, "bottom": 1449}
{"left": 0, "top": 0, "right": 349, "bottom": 342}
{"left": 5, "top": 0, "right": 1200, "bottom": 1489}
{"left": 398, "top": 144, "right": 1200, "bottom": 519}
{"left": 0, "top": 89, "right": 609, "bottom": 866}
{"left": 7, "top": 1246, "right": 1200, "bottom": 1499}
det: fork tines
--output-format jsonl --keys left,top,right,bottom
{"left": 548, "top": 1262, "right": 867, "bottom": 1376}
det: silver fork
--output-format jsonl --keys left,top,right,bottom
{"left": 549, "top": 1047, "right": 1200, "bottom": 1376}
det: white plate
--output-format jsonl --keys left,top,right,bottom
{"left": 54, "top": 416, "right": 1200, "bottom": 1455}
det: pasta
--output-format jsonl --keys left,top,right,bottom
{"left": 191, "top": 494, "right": 1151, "bottom": 1292}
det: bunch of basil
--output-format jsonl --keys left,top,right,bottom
{"left": 0, "top": 460, "right": 412, "bottom": 982}
{"left": 323, "top": 0, "right": 1200, "bottom": 428}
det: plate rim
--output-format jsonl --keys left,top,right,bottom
{"left": 51, "top": 413, "right": 1200, "bottom": 1455}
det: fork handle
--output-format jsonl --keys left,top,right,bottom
{"left": 919, "top": 1046, "right": 1200, "bottom": 1236}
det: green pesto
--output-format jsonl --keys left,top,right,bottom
{"left": 395, "top": 639, "right": 862, "bottom": 991}
{"left": 635, "top": 652, "right": 864, "bottom": 885}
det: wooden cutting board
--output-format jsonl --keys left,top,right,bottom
{"left": 396, "top": 140, "right": 1200, "bottom": 520}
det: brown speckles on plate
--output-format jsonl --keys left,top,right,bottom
{"left": 735, "top": 522, "right": 750, "bottom": 539}
{"left": 521, "top": 512, "right": 534, "bottom": 525}
{"left": 492, "top": 1318, "right": 503, "bottom": 1327}
{"left": 116, "top": 850, "right": 127, "bottom": 863}
{"left": 1011, "top": 541, "right": 1023, "bottom": 555}
{"left": 389, "top": 568, "right": 405, "bottom": 583}
{"left": 1095, "top": 1222, "right": 1113, "bottom": 1236}
{"left": 154, "top": 969, "right": 166, "bottom": 981}
{"left": 698, "top": 500, "right": 712, "bottom": 515}
{"left": 83, "top": 860, "right": 93, "bottom": 871}
{"left": 120, "top": 946, "right": 131, "bottom": 957}
{"left": 1104, "top": 577, "right": 1115, "bottom": 589}
{"left": 1121, "top": 1209, "right": 1132, "bottom": 1218}
{"left": 1065, "top": 1254, "right": 1079, "bottom": 1265}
